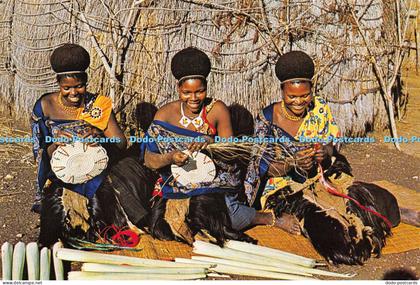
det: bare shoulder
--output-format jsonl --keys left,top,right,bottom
{"left": 154, "top": 101, "right": 180, "bottom": 121}
{"left": 272, "top": 101, "right": 281, "bottom": 113}
{"left": 39, "top": 92, "right": 58, "bottom": 116}
{"left": 211, "top": 99, "right": 229, "bottom": 115}
{"left": 40, "top": 92, "right": 56, "bottom": 104}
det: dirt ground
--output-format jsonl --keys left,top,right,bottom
{"left": 0, "top": 55, "right": 419, "bottom": 282}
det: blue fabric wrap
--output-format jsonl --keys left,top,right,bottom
{"left": 32, "top": 97, "right": 105, "bottom": 199}
{"left": 33, "top": 99, "right": 52, "bottom": 194}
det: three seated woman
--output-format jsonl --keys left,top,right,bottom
{"left": 32, "top": 44, "right": 400, "bottom": 264}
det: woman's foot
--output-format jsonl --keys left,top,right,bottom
{"left": 274, "top": 213, "right": 301, "bottom": 235}
{"left": 400, "top": 207, "right": 420, "bottom": 227}
{"left": 252, "top": 211, "right": 301, "bottom": 235}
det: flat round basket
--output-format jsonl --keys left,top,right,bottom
{"left": 51, "top": 141, "right": 109, "bottom": 184}
{"left": 171, "top": 150, "right": 216, "bottom": 186}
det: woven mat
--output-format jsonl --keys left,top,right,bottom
{"left": 372, "top": 180, "right": 420, "bottom": 254}
{"left": 382, "top": 223, "right": 420, "bottom": 254}
{"left": 115, "top": 222, "right": 418, "bottom": 260}
{"left": 115, "top": 180, "right": 419, "bottom": 260}
{"left": 244, "top": 226, "right": 321, "bottom": 259}
{"left": 114, "top": 235, "right": 192, "bottom": 260}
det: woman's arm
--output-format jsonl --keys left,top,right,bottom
{"left": 267, "top": 148, "right": 316, "bottom": 177}
{"left": 314, "top": 142, "right": 334, "bottom": 168}
{"left": 103, "top": 111, "right": 127, "bottom": 150}
{"left": 144, "top": 150, "right": 189, "bottom": 171}
{"left": 143, "top": 103, "right": 189, "bottom": 170}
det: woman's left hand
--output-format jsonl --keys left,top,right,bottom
{"left": 187, "top": 135, "right": 214, "bottom": 153}
{"left": 314, "top": 143, "right": 333, "bottom": 164}
{"left": 81, "top": 127, "right": 102, "bottom": 147}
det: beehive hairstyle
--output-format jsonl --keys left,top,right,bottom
{"left": 275, "top": 51, "right": 315, "bottom": 85}
{"left": 171, "top": 47, "right": 211, "bottom": 85}
{"left": 50, "top": 43, "right": 90, "bottom": 83}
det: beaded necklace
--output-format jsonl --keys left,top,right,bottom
{"left": 57, "top": 93, "right": 84, "bottom": 115}
{"left": 280, "top": 101, "right": 305, "bottom": 121}
{"left": 179, "top": 102, "right": 204, "bottom": 129}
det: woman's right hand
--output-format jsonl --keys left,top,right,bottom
{"left": 187, "top": 136, "right": 213, "bottom": 153}
{"left": 170, "top": 150, "right": 189, "bottom": 166}
{"left": 293, "top": 147, "right": 315, "bottom": 171}
{"left": 47, "top": 130, "right": 73, "bottom": 157}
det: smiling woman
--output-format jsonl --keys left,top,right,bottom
{"left": 244, "top": 51, "right": 401, "bottom": 265}
{"left": 31, "top": 44, "right": 155, "bottom": 248}
{"left": 142, "top": 47, "right": 249, "bottom": 245}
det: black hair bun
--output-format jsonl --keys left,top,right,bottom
{"left": 171, "top": 47, "right": 211, "bottom": 80}
{"left": 275, "top": 51, "right": 314, "bottom": 82}
{"left": 50, "top": 43, "right": 90, "bottom": 73}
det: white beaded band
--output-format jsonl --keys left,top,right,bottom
{"left": 55, "top": 71, "right": 86, "bottom": 75}
{"left": 177, "top": 74, "right": 206, "bottom": 82}
{"left": 280, "top": 77, "right": 312, "bottom": 85}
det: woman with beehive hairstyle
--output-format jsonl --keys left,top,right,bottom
{"left": 32, "top": 44, "right": 154, "bottom": 248}
{"left": 245, "top": 51, "right": 401, "bottom": 265}
{"left": 245, "top": 51, "right": 340, "bottom": 207}
{"left": 142, "top": 47, "right": 300, "bottom": 246}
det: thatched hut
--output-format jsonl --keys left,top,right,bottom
{"left": 0, "top": 0, "right": 414, "bottom": 136}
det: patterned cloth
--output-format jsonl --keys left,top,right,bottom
{"left": 31, "top": 93, "right": 112, "bottom": 199}
{"left": 244, "top": 96, "right": 340, "bottom": 209}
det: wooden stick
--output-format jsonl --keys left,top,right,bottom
{"left": 82, "top": 263, "right": 207, "bottom": 274}
{"left": 193, "top": 241, "right": 355, "bottom": 278}
{"left": 57, "top": 248, "right": 208, "bottom": 268}
{"left": 52, "top": 242, "right": 64, "bottom": 280}
{"left": 225, "top": 240, "right": 316, "bottom": 267}
{"left": 191, "top": 256, "right": 312, "bottom": 276}
{"left": 175, "top": 257, "right": 314, "bottom": 280}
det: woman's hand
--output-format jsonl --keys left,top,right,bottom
{"left": 269, "top": 145, "right": 314, "bottom": 176}
{"left": 81, "top": 127, "right": 101, "bottom": 147}
{"left": 293, "top": 147, "right": 315, "bottom": 171}
{"left": 268, "top": 159, "right": 293, "bottom": 177}
{"left": 170, "top": 150, "right": 190, "bottom": 166}
{"left": 47, "top": 130, "right": 73, "bottom": 157}
{"left": 187, "top": 136, "right": 214, "bottom": 153}
{"left": 314, "top": 143, "right": 333, "bottom": 164}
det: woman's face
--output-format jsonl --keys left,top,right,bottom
{"left": 282, "top": 81, "right": 312, "bottom": 116}
{"left": 59, "top": 77, "right": 87, "bottom": 107}
{"left": 178, "top": 78, "right": 207, "bottom": 114}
